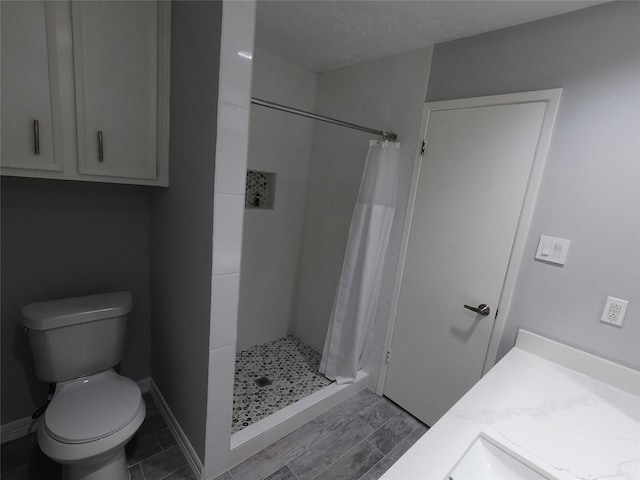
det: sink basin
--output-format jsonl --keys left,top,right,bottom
{"left": 447, "top": 435, "right": 555, "bottom": 480}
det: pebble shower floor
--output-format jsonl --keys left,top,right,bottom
{"left": 232, "top": 335, "right": 333, "bottom": 433}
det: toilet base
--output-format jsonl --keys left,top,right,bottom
{"left": 62, "top": 448, "right": 128, "bottom": 480}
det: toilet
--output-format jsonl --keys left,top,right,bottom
{"left": 22, "top": 291, "right": 146, "bottom": 480}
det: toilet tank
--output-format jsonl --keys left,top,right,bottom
{"left": 22, "top": 292, "right": 133, "bottom": 383}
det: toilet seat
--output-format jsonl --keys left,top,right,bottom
{"left": 44, "top": 370, "right": 142, "bottom": 445}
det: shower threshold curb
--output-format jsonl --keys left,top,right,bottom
{"left": 229, "top": 370, "right": 368, "bottom": 468}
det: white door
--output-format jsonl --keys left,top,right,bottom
{"left": 72, "top": 1, "right": 158, "bottom": 180}
{"left": 1, "top": 1, "right": 63, "bottom": 173}
{"left": 384, "top": 94, "right": 557, "bottom": 426}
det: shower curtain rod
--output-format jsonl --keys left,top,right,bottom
{"left": 251, "top": 97, "right": 398, "bottom": 141}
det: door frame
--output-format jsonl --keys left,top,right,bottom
{"left": 376, "top": 89, "right": 562, "bottom": 395}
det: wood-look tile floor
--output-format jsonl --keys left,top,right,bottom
{"left": 2, "top": 390, "right": 427, "bottom": 480}
{"left": 1, "top": 393, "right": 194, "bottom": 480}
{"left": 218, "top": 389, "right": 429, "bottom": 480}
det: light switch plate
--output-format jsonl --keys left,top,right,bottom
{"left": 601, "top": 296, "right": 629, "bottom": 327}
{"left": 535, "top": 235, "right": 571, "bottom": 265}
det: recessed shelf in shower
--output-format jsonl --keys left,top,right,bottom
{"left": 245, "top": 170, "right": 276, "bottom": 209}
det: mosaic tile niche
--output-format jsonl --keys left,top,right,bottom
{"left": 245, "top": 170, "right": 276, "bottom": 209}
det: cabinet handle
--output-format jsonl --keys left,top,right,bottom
{"left": 33, "top": 120, "right": 40, "bottom": 155}
{"left": 98, "top": 130, "right": 104, "bottom": 162}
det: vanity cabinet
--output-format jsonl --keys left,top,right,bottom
{"left": 0, "top": 1, "right": 170, "bottom": 186}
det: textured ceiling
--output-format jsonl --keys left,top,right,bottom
{"left": 255, "top": 0, "right": 607, "bottom": 72}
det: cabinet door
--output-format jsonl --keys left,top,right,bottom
{"left": 72, "top": 1, "right": 158, "bottom": 180}
{"left": 1, "top": 1, "right": 63, "bottom": 172}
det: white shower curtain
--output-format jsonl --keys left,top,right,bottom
{"left": 320, "top": 140, "right": 400, "bottom": 384}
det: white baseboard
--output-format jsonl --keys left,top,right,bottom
{"left": 1, "top": 415, "right": 41, "bottom": 444}
{"left": 137, "top": 377, "right": 151, "bottom": 394}
{"left": 149, "top": 379, "right": 203, "bottom": 479}
{"left": 1, "top": 376, "right": 152, "bottom": 444}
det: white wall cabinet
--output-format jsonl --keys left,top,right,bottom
{"left": 1, "top": 1, "right": 170, "bottom": 186}
{"left": 1, "top": 2, "right": 64, "bottom": 173}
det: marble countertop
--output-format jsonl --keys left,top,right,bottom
{"left": 382, "top": 331, "right": 640, "bottom": 480}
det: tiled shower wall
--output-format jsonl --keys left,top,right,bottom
{"left": 237, "top": 47, "right": 317, "bottom": 351}
{"left": 205, "top": 1, "right": 256, "bottom": 477}
{"left": 293, "top": 48, "right": 434, "bottom": 388}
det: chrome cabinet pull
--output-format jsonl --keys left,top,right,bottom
{"left": 464, "top": 303, "right": 491, "bottom": 316}
{"left": 33, "top": 120, "right": 40, "bottom": 155}
{"left": 98, "top": 130, "right": 104, "bottom": 162}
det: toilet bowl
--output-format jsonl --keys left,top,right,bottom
{"left": 38, "top": 370, "right": 146, "bottom": 480}
{"left": 22, "top": 292, "right": 144, "bottom": 480}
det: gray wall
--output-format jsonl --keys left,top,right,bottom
{"left": 426, "top": 2, "right": 640, "bottom": 368}
{"left": 1, "top": 177, "right": 151, "bottom": 424}
{"left": 150, "top": 1, "right": 222, "bottom": 461}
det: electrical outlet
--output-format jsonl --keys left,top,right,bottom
{"left": 600, "top": 296, "right": 629, "bottom": 327}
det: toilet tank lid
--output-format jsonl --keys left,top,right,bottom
{"left": 22, "top": 292, "right": 133, "bottom": 330}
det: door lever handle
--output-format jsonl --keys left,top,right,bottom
{"left": 464, "top": 303, "right": 491, "bottom": 316}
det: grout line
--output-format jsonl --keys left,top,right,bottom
{"left": 366, "top": 439, "right": 385, "bottom": 457}
{"left": 211, "top": 271, "right": 241, "bottom": 278}
{"left": 360, "top": 439, "right": 411, "bottom": 480}
{"left": 137, "top": 444, "right": 180, "bottom": 470}
{"left": 358, "top": 440, "right": 406, "bottom": 480}
{"left": 285, "top": 421, "right": 337, "bottom": 478}
{"left": 130, "top": 465, "right": 145, "bottom": 480}
{"left": 365, "top": 411, "right": 401, "bottom": 443}
{"left": 153, "top": 432, "right": 163, "bottom": 456}
{"left": 234, "top": 421, "right": 331, "bottom": 480}
{"left": 358, "top": 397, "right": 384, "bottom": 431}
{"left": 405, "top": 423, "right": 424, "bottom": 444}
{"left": 357, "top": 449, "right": 383, "bottom": 480}
{"left": 400, "top": 417, "right": 429, "bottom": 445}
{"left": 307, "top": 437, "right": 369, "bottom": 480}
{"left": 158, "top": 463, "right": 188, "bottom": 480}
{"left": 285, "top": 465, "right": 301, "bottom": 480}
{"left": 257, "top": 464, "right": 298, "bottom": 480}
